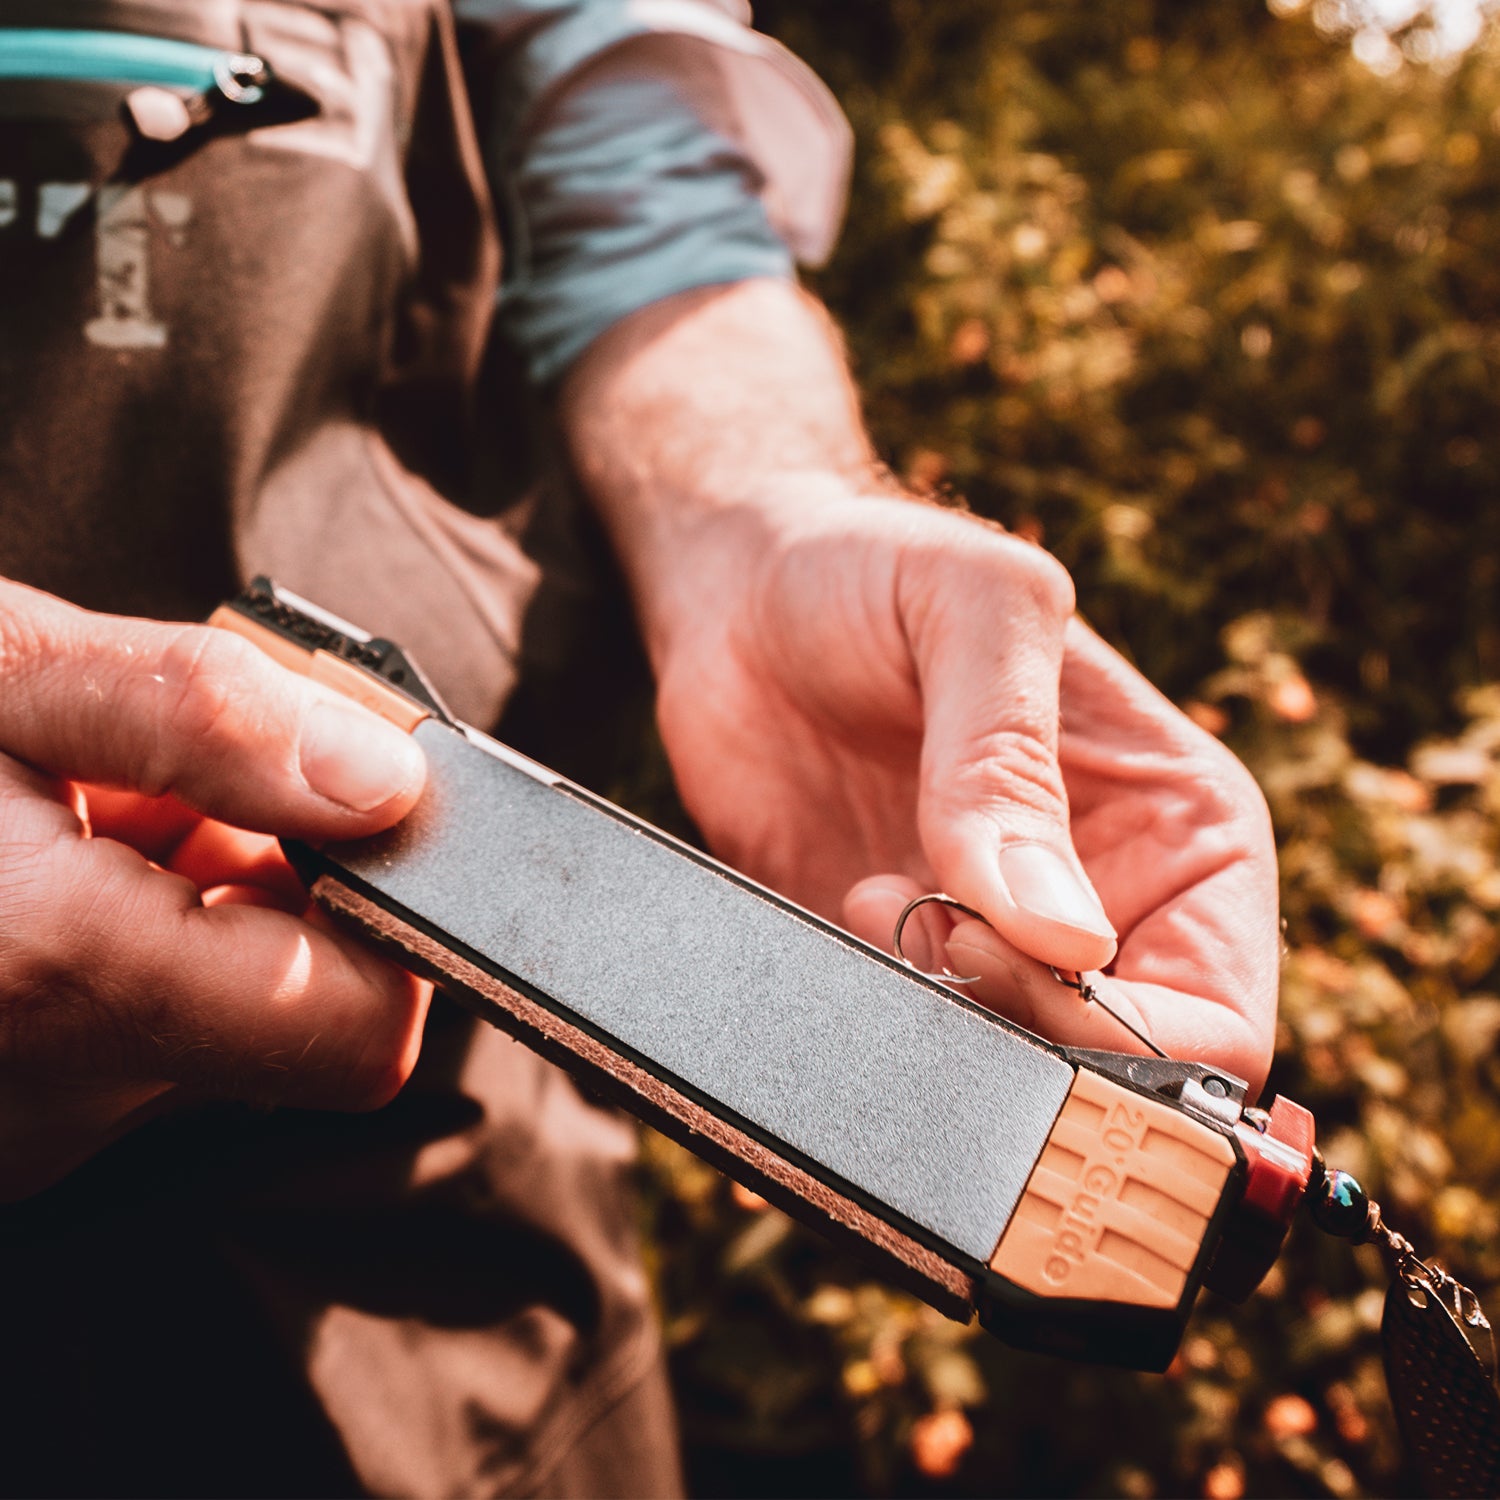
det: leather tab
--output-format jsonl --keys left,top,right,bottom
{"left": 207, "top": 605, "right": 427, "bottom": 732}
{"left": 306, "top": 651, "right": 427, "bottom": 733}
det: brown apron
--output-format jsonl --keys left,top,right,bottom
{"left": 0, "top": 4, "right": 677, "bottom": 1494}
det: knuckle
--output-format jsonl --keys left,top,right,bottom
{"left": 1221, "top": 755, "right": 1273, "bottom": 835}
{"left": 0, "top": 598, "right": 51, "bottom": 729}
{"left": 138, "top": 628, "right": 254, "bottom": 794}
{"left": 909, "top": 510, "right": 1079, "bottom": 622}
{"left": 0, "top": 841, "right": 75, "bottom": 995}
{"left": 160, "top": 628, "right": 244, "bottom": 737}
{"left": 0, "top": 598, "right": 44, "bottom": 680}
{"left": 0, "top": 953, "right": 64, "bottom": 1067}
{"left": 1182, "top": 730, "right": 1276, "bottom": 848}
{"left": 900, "top": 522, "right": 1077, "bottom": 667}
{"left": 995, "top": 537, "right": 1076, "bottom": 620}
{"left": 937, "top": 728, "right": 1068, "bottom": 823}
{"left": 0, "top": 842, "right": 139, "bottom": 1073}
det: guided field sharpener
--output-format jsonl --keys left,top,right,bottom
{"left": 211, "top": 578, "right": 1316, "bottom": 1372}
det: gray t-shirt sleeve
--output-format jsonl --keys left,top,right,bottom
{"left": 454, "top": 0, "right": 851, "bottom": 383}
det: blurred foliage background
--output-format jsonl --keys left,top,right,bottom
{"left": 630, "top": 1, "right": 1500, "bottom": 1495}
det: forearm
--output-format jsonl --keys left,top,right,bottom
{"left": 558, "top": 278, "right": 890, "bottom": 661}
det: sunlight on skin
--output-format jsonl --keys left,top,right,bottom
{"left": 566, "top": 281, "right": 1280, "bottom": 1100}
{"left": 276, "top": 928, "right": 315, "bottom": 1002}
{"left": 846, "top": 875, "right": 1268, "bottom": 1096}
{"left": 0, "top": 588, "right": 434, "bottom": 1198}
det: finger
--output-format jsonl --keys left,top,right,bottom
{"left": 843, "top": 873, "right": 957, "bottom": 971}
{"left": 946, "top": 919, "right": 1268, "bottom": 1094}
{"left": 946, "top": 918, "right": 1153, "bottom": 1047}
{"left": 82, "top": 791, "right": 307, "bottom": 906}
{"left": 5, "top": 819, "right": 430, "bottom": 1110}
{"left": 201, "top": 882, "right": 302, "bottom": 911}
{"left": 0, "top": 580, "right": 425, "bottom": 838}
{"left": 167, "top": 821, "right": 307, "bottom": 906}
{"left": 80, "top": 786, "right": 201, "bottom": 862}
{"left": 1057, "top": 621, "right": 1279, "bottom": 1081}
{"left": 899, "top": 526, "right": 1117, "bottom": 972}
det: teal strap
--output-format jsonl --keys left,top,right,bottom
{"left": 0, "top": 29, "right": 221, "bottom": 89}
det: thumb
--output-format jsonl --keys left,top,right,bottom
{"left": 0, "top": 580, "right": 425, "bottom": 837}
{"left": 902, "top": 532, "right": 1117, "bottom": 973}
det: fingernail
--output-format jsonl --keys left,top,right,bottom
{"left": 300, "top": 700, "right": 425, "bottom": 812}
{"left": 995, "top": 844, "right": 1116, "bottom": 941}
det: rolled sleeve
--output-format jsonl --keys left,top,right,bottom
{"left": 454, "top": 0, "right": 852, "bottom": 382}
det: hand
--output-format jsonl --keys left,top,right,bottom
{"left": 646, "top": 493, "right": 1280, "bottom": 1094}
{"left": 0, "top": 580, "right": 430, "bottom": 1199}
{"left": 558, "top": 279, "right": 1277, "bottom": 1092}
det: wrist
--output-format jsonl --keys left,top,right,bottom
{"left": 556, "top": 279, "right": 903, "bottom": 668}
{"left": 629, "top": 475, "right": 902, "bottom": 674}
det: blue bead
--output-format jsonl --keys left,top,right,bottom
{"left": 1311, "top": 1168, "right": 1370, "bottom": 1238}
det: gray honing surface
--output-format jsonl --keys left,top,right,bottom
{"left": 331, "top": 720, "right": 1075, "bottom": 1262}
